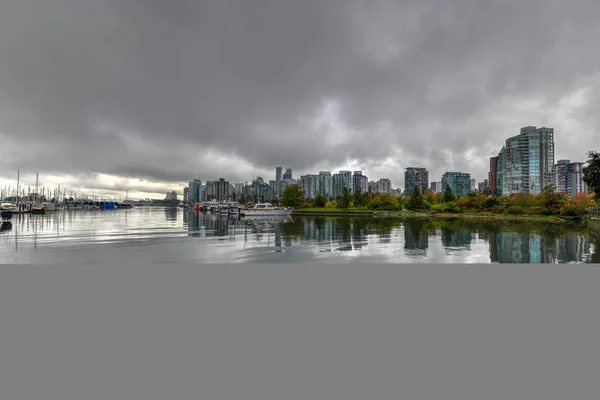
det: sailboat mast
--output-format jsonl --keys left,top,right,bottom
{"left": 16, "top": 170, "right": 20, "bottom": 205}
{"left": 35, "top": 173, "right": 39, "bottom": 204}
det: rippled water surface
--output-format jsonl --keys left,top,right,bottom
{"left": 1, "top": 207, "right": 599, "bottom": 263}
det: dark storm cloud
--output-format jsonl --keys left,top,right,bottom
{"left": 1, "top": 0, "right": 600, "bottom": 191}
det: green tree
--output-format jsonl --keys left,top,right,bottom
{"left": 583, "top": 150, "right": 600, "bottom": 197}
{"left": 280, "top": 184, "right": 305, "bottom": 208}
{"left": 443, "top": 184, "right": 455, "bottom": 203}
{"left": 232, "top": 191, "right": 237, "bottom": 202}
{"left": 407, "top": 186, "right": 425, "bottom": 211}
{"left": 337, "top": 187, "right": 352, "bottom": 209}
{"left": 314, "top": 194, "right": 326, "bottom": 207}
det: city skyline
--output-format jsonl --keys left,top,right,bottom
{"left": 2, "top": 1, "right": 600, "bottom": 199}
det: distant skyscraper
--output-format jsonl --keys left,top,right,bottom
{"left": 377, "top": 178, "right": 392, "bottom": 194}
{"left": 502, "top": 126, "right": 555, "bottom": 195}
{"left": 470, "top": 179, "right": 477, "bottom": 193}
{"left": 430, "top": 181, "right": 442, "bottom": 193}
{"left": 183, "top": 187, "right": 189, "bottom": 202}
{"left": 234, "top": 183, "right": 244, "bottom": 196}
{"left": 276, "top": 167, "right": 282, "bottom": 181}
{"left": 283, "top": 168, "right": 292, "bottom": 180}
{"left": 442, "top": 172, "right": 472, "bottom": 197}
{"left": 205, "top": 181, "right": 216, "bottom": 201}
{"left": 164, "top": 191, "right": 177, "bottom": 200}
{"left": 404, "top": 168, "right": 429, "bottom": 196}
{"left": 215, "top": 178, "right": 230, "bottom": 201}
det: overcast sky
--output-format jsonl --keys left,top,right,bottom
{"left": 1, "top": 0, "right": 599, "bottom": 199}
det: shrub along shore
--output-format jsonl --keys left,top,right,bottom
{"left": 279, "top": 184, "right": 598, "bottom": 224}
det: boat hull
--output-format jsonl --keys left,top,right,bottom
{"left": 242, "top": 209, "right": 294, "bottom": 216}
{"left": 1, "top": 211, "right": 13, "bottom": 220}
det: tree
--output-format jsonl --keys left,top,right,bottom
{"left": 314, "top": 194, "right": 326, "bottom": 207}
{"left": 407, "top": 186, "right": 425, "bottom": 211}
{"left": 443, "top": 184, "right": 455, "bottom": 203}
{"left": 280, "top": 184, "right": 305, "bottom": 208}
{"left": 337, "top": 187, "right": 352, "bottom": 209}
{"left": 583, "top": 150, "right": 600, "bottom": 197}
{"left": 232, "top": 191, "right": 237, "bottom": 202}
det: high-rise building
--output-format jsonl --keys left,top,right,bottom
{"left": 215, "top": 178, "right": 230, "bottom": 201}
{"left": 470, "top": 179, "right": 477, "bottom": 193}
{"left": 496, "top": 147, "right": 505, "bottom": 196}
{"left": 251, "top": 177, "right": 271, "bottom": 202}
{"left": 502, "top": 126, "right": 555, "bottom": 195}
{"left": 404, "top": 167, "right": 429, "bottom": 196}
{"left": 283, "top": 168, "right": 292, "bottom": 180}
{"left": 489, "top": 156, "right": 498, "bottom": 194}
{"left": 377, "top": 178, "right": 392, "bottom": 194}
{"left": 205, "top": 181, "right": 216, "bottom": 201}
{"left": 332, "top": 171, "right": 352, "bottom": 198}
{"left": 183, "top": 187, "right": 189, "bottom": 202}
{"left": 318, "top": 171, "right": 333, "bottom": 199}
{"left": 442, "top": 172, "right": 472, "bottom": 198}
{"left": 276, "top": 167, "right": 282, "bottom": 181}
{"left": 300, "top": 174, "right": 320, "bottom": 200}
{"left": 234, "top": 183, "right": 244, "bottom": 196}
{"left": 478, "top": 179, "right": 490, "bottom": 193}
{"left": 188, "top": 179, "right": 202, "bottom": 204}
{"left": 165, "top": 191, "right": 177, "bottom": 200}
{"left": 430, "top": 181, "right": 443, "bottom": 193}
{"left": 554, "top": 160, "right": 588, "bottom": 197}
{"left": 352, "top": 171, "right": 368, "bottom": 193}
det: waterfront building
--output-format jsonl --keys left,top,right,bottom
{"left": 300, "top": 174, "right": 320, "bottom": 200}
{"left": 188, "top": 179, "right": 202, "bottom": 204}
{"left": 318, "top": 171, "right": 333, "bottom": 199}
{"left": 404, "top": 167, "right": 429, "bottom": 196}
{"left": 554, "top": 160, "right": 588, "bottom": 197}
{"left": 502, "top": 126, "right": 555, "bottom": 195}
{"left": 442, "top": 172, "right": 472, "bottom": 197}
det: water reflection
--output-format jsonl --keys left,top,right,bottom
{"left": 1, "top": 208, "right": 600, "bottom": 264}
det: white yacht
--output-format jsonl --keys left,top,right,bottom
{"left": 242, "top": 203, "right": 295, "bottom": 216}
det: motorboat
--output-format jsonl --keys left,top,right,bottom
{"left": 241, "top": 203, "right": 295, "bottom": 216}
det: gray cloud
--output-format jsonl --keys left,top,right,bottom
{"left": 1, "top": 0, "right": 600, "bottom": 196}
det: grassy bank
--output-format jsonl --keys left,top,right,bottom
{"left": 293, "top": 208, "right": 582, "bottom": 224}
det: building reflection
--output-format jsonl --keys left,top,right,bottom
{"left": 440, "top": 227, "right": 473, "bottom": 250}
{"left": 488, "top": 231, "right": 592, "bottom": 263}
{"left": 403, "top": 219, "right": 428, "bottom": 257}
{"left": 182, "top": 211, "right": 600, "bottom": 263}
{"left": 164, "top": 207, "right": 178, "bottom": 221}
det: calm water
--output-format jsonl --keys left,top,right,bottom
{"left": 1, "top": 207, "right": 599, "bottom": 264}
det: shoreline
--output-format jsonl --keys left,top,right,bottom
{"left": 292, "top": 209, "right": 583, "bottom": 224}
